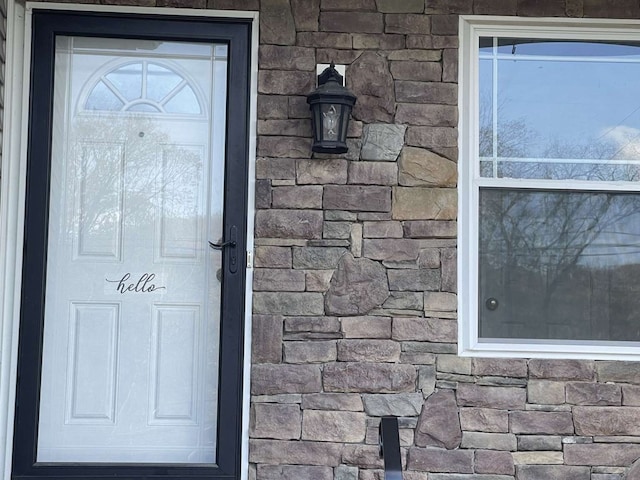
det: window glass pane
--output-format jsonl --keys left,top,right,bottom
{"left": 496, "top": 160, "right": 640, "bottom": 181}
{"left": 497, "top": 58, "right": 640, "bottom": 161}
{"left": 479, "top": 160, "right": 494, "bottom": 177}
{"left": 164, "top": 85, "right": 201, "bottom": 114}
{"left": 105, "top": 63, "right": 142, "bottom": 102}
{"left": 479, "top": 36, "right": 493, "bottom": 54}
{"left": 479, "top": 38, "right": 640, "bottom": 180}
{"left": 146, "top": 63, "right": 183, "bottom": 102}
{"left": 479, "top": 58, "right": 493, "bottom": 159}
{"left": 496, "top": 38, "right": 640, "bottom": 57}
{"left": 479, "top": 189, "right": 640, "bottom": 342}
{"left": 85, "top": 80, "right": 124, "bottom": 111}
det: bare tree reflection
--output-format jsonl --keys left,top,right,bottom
{"left": 480, "top": 190, "right": 640, "bottom": 340}
{"left": 64, "top": 114, "right": 209, "bottom": 255}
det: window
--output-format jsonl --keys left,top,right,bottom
{"left": 459, "top": 17, "right": 640, "bottom": 359}
{"left": 83, "top": 57, "right": 214, "bottom": 115}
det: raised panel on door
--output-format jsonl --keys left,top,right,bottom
{"left": 66, "top": 302, "right": 119, "bottom": 425}
{"left": 74, "top": 142, "right": 125, "bottom": 260}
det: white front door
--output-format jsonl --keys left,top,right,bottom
{"left": 36, "top": 36, "right": 227, "bottom": 464}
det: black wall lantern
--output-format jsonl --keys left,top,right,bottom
{"left": 307, "top": 62, "right": 357, "bottom": 154}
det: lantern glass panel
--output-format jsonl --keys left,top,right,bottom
{"left": 340, "top": 104, "right": 351, "bottom": 141}
{"left": 311, "top": 104, "right": 322, "bottom": 142}
{"left": 321, "top": 103, "right": 340, "bottom": 141}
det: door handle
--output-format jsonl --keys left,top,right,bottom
{"left": 208, "top": 225, "right": 238, "bottom": 273}
{"left": 208, "top": 240, "right": 236, "bottom": 250}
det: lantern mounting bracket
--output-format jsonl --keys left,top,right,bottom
{"left": 316, "top": 63, "right": 346, "bottom": 84}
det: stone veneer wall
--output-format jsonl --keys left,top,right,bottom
{"left": 249, "top": 1, "right": 640, "bottom": 480}
{"left": 29, "top": 0, "right": 640, "bottom": 479}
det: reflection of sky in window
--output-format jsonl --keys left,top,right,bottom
{"left": 165, "top": 87, "right": 201, "bottom": 114}
{"left": 105, "top": 63, "right": 142, "bottom": 101}
{"left": 479, "top": 38, "right": 640, "bottom": 178}
{"left": 146, "top": 64, "right": 182, "bottom": 102}
{"left": 85, "top": 80, "right": 124, "bottom": 111}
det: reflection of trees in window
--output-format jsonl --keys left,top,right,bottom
{"left": 479, "top": 98, "right": 640, "bottom": 182}
{"left": 479, "top": 97, "right": 536, "bottom": 159}
{"left": 479, "top": 189, "right": 640, "bottom": 341}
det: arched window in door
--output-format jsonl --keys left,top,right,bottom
{"left": 84, "top": 60, "right": 204, "bottom": 115}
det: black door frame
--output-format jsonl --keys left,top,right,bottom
{"left": 13, "top": 9, "right": 251, "bottom": 480}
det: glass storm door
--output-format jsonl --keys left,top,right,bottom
{"left": 13, "top": 11, "right": 250, "bottom": 480}
{"left": 39, "top": 36, "right": 226, "bottom": 464}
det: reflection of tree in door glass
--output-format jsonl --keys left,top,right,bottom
{"left": 71, "top": 116, "right": 205, "bottom": 249}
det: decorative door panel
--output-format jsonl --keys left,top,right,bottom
{"left": 65, "top": 302, "right": 119, "bottom": 425}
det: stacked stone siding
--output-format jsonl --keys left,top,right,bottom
{"left": 250, "top": 1, "right": 640, "bottom": 479}
{"left": 28, "top": 0, "right": 640, "bottom": 479}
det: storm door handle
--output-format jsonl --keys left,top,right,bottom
{"left": 208, "top": 240, "right": 236, "bottom": 250}
{"left": 208, "top": 225, "right": 239, "bottom": 273}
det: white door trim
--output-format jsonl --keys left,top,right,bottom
{"left": 0, "top": 3, "right": 257, "bottom": 479}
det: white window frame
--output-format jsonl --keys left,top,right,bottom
{"left": 0, "top": 3, "right": 258, "bottom": 479}
{"left": 458, "top": 15, "right": 640, "bottom": 360}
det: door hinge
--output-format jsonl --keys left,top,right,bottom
{"left": 246, "top": 250, "right": 253, "bottom": 269}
